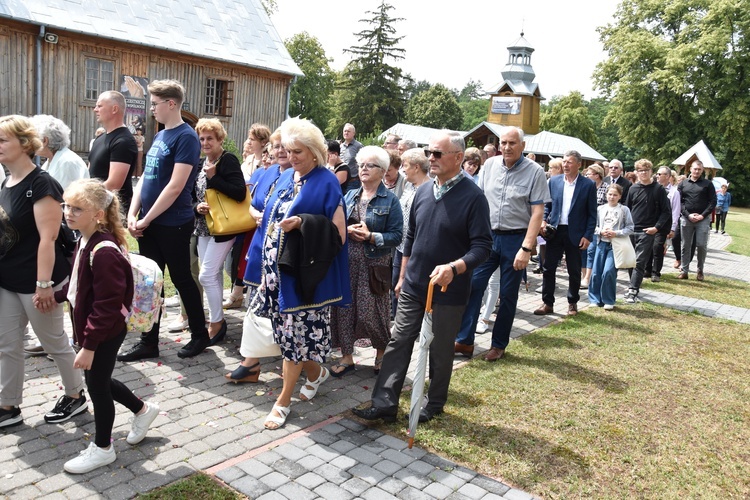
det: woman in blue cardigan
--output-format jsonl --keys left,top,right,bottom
{"left": 257, "top": 118, "right": 350, "bottom": 430}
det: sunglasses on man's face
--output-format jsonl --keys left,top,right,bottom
{"left": 424, "top": 149, "right": 459, "bottom": 159}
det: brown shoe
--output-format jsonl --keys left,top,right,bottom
{"left": 484, "top": 347, "right": 505, "bottom": 362}
{"left": 696, "top": 270, "right": 704, "bottom": 281}
{"left": 567, "top": 303, "right": 578, "bottom": 316}
{"left": 533, "top": 303, "right": 554, "bottom": 315}
{"left": 677, "top": 272, "right": 688, "bottom": 279}
{"left": 454, "top": 342, "right": 474, "bottom": 358}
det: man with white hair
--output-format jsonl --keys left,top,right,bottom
{"left": 340, "top": 123, "right": 363, "bottom": 191}
{"left": 603, "top": 158, "right": 632, "bottom": 202}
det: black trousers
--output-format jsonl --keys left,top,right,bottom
{"left": 138, "top": 221, "right": 208, "bottom": 344}
{"left": 542, "top": 225, "right": 582, "bottom": 306}
{"left": 86, "top": 328, "right": 144, "bottom": 447}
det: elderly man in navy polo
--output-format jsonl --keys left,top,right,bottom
{"left": 453, "top": 126, "right": 549, "bottom": 362}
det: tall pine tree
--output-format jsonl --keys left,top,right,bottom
{"left": 328, "top": 1, "right": 406, "bottom": 137}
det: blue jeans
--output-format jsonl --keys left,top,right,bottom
{"left": 455, "top": 232, "right": 525, "bottom": 350}
{"left": 588, "top": 240, "right": 617, "bottom": 306}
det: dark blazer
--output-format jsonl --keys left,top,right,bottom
{"left": 603, "top": 175, "right": 632, "bottom": 202}
{"left": 545, "top": 173, "right": 598, "bottom": 246}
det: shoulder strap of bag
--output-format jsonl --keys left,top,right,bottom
{"left": 89, "top": 240, "right": 125, "bottom": 266}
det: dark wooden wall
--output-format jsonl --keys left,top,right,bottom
{"left": 0, "top": 19, "right": 292, "bottom": 155}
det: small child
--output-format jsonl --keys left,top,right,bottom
{"left": 588, "top": 184, "right": 634, "bottom": 310}
{"left": 57, "top": 179, "right": 159, "bottom": 474}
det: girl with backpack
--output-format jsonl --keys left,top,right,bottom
{"left": 57, "top": 179, "right": 159, "bottom": 473}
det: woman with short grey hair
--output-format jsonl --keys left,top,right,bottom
{"left": 32, "top": 114, "right": 89, "bottom": 190}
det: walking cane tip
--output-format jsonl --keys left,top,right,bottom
{"left": 407, "top": 437, "right": 414, "bottom": 449}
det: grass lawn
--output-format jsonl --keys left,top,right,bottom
{"left": 138, "top": 473, "right": 241, "bottom": 499}
{"left": 640, "top": 273, "right": 750, "bottom": 308}
{"left": 375, "top": 303, "right": 750, "bottom": 499}
{"left": 724, "top": 206, "right": 750, "bottom": 257}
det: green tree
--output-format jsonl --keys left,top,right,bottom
{"left": 328, "top": 1, "right": 406, "bottom": 137}
{"left": 587, "top": 97, "right": 639, "bottom": 164}
{"left": 457, "top": 79, "right": 484, "bottom": 102}
{"left": 540, "top": 91, "right": 598, "bottom": 148}
{"left": 285, "top": 32, "right": 334, "bottom": 129}
{"left": 404, "top": 84, "right": 463, "bottom": 130}
{"left": 403, "top": 76, "right": 431, "bottom": 101}
{"left": 594, "top": 0, "right": 750, "bottom": 203}
{"left": 459, "top": 99, "right": 489, "bottom": 131}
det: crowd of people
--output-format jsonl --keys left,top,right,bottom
{"left": 0, "top": 78, "right": 733, "bottom": 474}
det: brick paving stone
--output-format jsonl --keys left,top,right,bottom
{"left": 276, "top": 481, "right": 318, "bottom": 500}
{"left": 340, "top": 476, "right": 371, "bottom": 496}
{"left": 215, "top": 465, "right": 245, "bottom": 483}
{"left": 381, "top": 448, "right": 416, "bottom": 467}
{"left": 422, "top": 481, "right": 455, "bottom": 499}
{"left": 313, "top": 463, "right": 352, "bottom": 485}
{"left": 259, "top": 471, "right": 289, "bottom": 489}
{"left": 330, "top": 438, "right": 358, "bottom": 454}
{"left": 407, "top": 459, "right": 437, "bottom": 475}
{"left": 306, "top": 443, "right": 340, "bottom": 462}
{"left": 9, "top": 485, "right": 42, "bottom": 499}
{"left": 397, "top": 485, "right": 435, "bottom": 500}
{"left": 375, "top": 433, "right": 409, "bottom": 450}
{"left": 256, "top": 492, "right": 288, "bottom": 500}
{"left": 361, "top": 486, "right": 399, "bottom": 500}
{"left": 313, "top": 482, "right": 355, "bottom": 500}
{"left": 329, "top": 454, "right": 357, "bottom": 470}
{"left": 344, "top": 447, "right": 381, "bottom": 466}
{"left": 254, "top": 449, "right": 284, "bottom": 466}
{"left": 308, "top": 428, "right": 339, "bottom": 446}
{"left": 237, "top": 458, "right": 275, "bottom": 478}
{"left": 347, "top": 463, "right": 386, "bottom": 485}
{"left": 269, "top": 457, "right": 308, "bottom": 479}
{"left": 274, "top": 442, "right": 310, "bottom": 462}
{"left": 296, "top": 471, "right": 327, "bottom": 489}
{"left": 422, "top": 453, "right": 457, "bottom": 470}
{"left": 187, "top": 450, "right": 226, "bottom": 469}
{"left": 376, "top": 476, "right": 408, "bottom": 495}
{"left": 296, "top": 454, "right": 325, "bottom": 471}
{"left": 429, "top": 468, "right": 467, "bottom": 490}
{"left": 373, "top": 459, "right": 402, "bottom": 476}
{"left": 470, "top": 475, "right": 511, "bottom": 495}
{"left": 454, "top": 482, "right": 487, "bottom": 499}
{"left": 230, "top": 475, "right": 271, "bottom": 498}
{"left": 394, "top": 469, "right": 433, "bottom": 490}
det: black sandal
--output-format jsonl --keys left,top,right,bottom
{"left": 225, "top": 362, "right": 260, "bottom": 383}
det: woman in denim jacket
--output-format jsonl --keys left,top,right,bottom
{"left": 331, "top": 146, "right": 403, "bottom": 377}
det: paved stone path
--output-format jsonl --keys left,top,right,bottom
{"left": 2, "top": 231, "right": 746, "bottom": 499}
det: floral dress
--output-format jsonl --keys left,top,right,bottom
{"left": 331, "top": 196, "right": 391, "bottom": 356}
{"left": 259, "top": 183, "right": 332, "bottom": 364}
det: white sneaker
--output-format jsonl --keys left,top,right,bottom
{"left": 127, "top": 401, "right": 159, "bottom": 445}
{"left": 167, "top": 317, "right": 189, "bottom": 332}
{"left": 603, "top": 304, "right": 615, "bottom": 311}
{"left": 475, "top": 321, "right": 490, "bottom": 334}
{"left": 64, "top": 442, "right": 116, "bottom": 474}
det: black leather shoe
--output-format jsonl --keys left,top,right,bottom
{"left": 418, "top": 406, "right": 443, "bottom": 423}
{"left": 117, "top": 342, "right": 159, "bottom": 362}
{"left": 352, "top": 405, "right": 397, "bottom": 422}
{"left": 177, "top": 336, "right": 210, "bottom": 358}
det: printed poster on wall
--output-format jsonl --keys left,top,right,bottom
{"left": 120, "top": 76, "right": 149, "bottom": 135}
{"left": 491, "top": 96, "right": 522, "bottom": 115}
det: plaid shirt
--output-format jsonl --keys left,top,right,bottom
{"left": 433, "top": 171, "right": 466, "bottom": 201}
{"left": 596, "top": 181, "right": 610, "bottom": 206}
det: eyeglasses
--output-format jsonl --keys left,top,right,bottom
{"left": 360, "top": 162, "right": 383, "bottom": 170}
{"left": 424, "top": 149, "right": 460, "bottom": 159}
{"left": 60, "top": 203, "right": 87, "bottom": 217}
{"left": 609, "top": 166, "right": 621, "bottom": 169}
{"left": 657, "top": 172, "right": 670, "bottom": 175}
{"left": 150, "top": 100, "right": 171, "bottom": 109}
{"left": 636, "top": 169, "right": 652, "bottom": 173}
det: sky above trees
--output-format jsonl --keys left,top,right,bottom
{"left": 272, "top": 0, "right": 620, "bottom": 100}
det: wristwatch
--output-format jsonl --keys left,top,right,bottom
{"left": 521, "top": 246, "right": 532, "bottom": 253}
{"left": 36, "top": 280, "right": 55, "bottom": 289}
{"left": 449, "top": 263, "right": 458, "bottom": 276}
